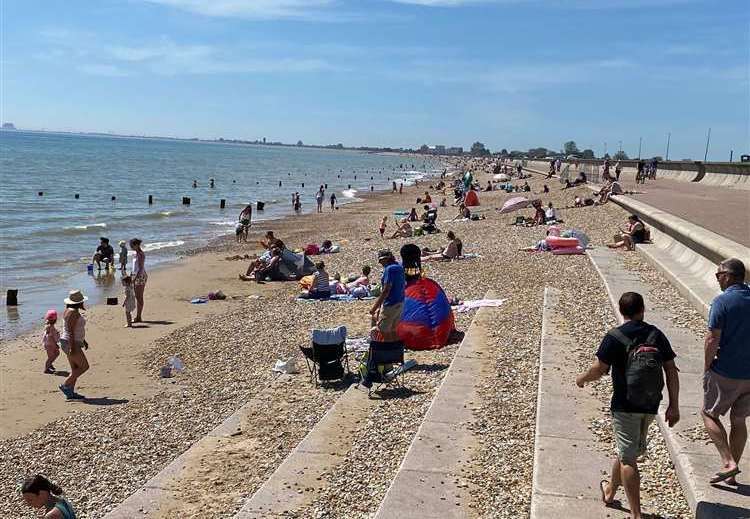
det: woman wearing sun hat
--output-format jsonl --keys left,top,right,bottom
{"left": 59, "top": 289, "right": 90, "bottom": 400}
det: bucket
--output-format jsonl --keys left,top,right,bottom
{"left": 87, "top": 264, "right": 94, "bottom": 273}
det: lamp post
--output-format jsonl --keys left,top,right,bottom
{"left": 704, "top": 128, "right": 711, "bottom": 162}
{"left": 665, "top": 132, "right": 671, "bottom": 161}
{"left": 638, "top": 137, "right": 642, "bottom": 159}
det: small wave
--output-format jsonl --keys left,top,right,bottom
{"left": 56, "top": 223, "right": 108, "bottom": 235}
{"left": 141, "top": 210, "right": 185, "bottom": 220}
{"left": 342, "top": 189, "right": 358, "bottom": 198}
{"left": 209, "top": 220, "right": 236, "bottom": 226}
{"left": 142, "top": 240, "right": 185, "bottom": 252}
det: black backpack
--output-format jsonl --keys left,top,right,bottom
{"left": 607, "top": 327, "right": 664, "bottom": 410}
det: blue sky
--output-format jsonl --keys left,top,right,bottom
{"left": 1, "top": 0, "right": 747, "bottom": 159}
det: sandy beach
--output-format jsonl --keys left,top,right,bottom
{"left": 1, "top": 162, "right": 695, "bottom": 518}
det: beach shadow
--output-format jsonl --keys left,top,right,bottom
{"left": 141, "top": 320, "right": 174, "bottom": 326}
{"left": 710, "top": 482, "right": 750, "bottom": 497}
{"left": 53, "top": 370, "right": 70, "bottom": 377}
{"left": 130, "top": 324, "right": 151, "bottom": 329}
{"left": 82, "top": 397, "right": 129, "bottom": 406}
{"left": 413, "top": 362, "right": 450, "bottom": 374}
{"left": 369, "top": 386, "right": 425, "bottom": 400}
{"left": 446, "top": 330, "right": 465, "bottom": 345}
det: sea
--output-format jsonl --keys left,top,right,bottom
{"left": 0, "top": 130, "right": 442, "bottom": 340}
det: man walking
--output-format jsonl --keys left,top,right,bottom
{"left": 576, "top": 292, "right": 680, "bottom": 519}
{"left": 369, "top": 249, "right": 405, "bottom": 342}
{"left": 703, "top": 258, "right": 750, "bottom": 485}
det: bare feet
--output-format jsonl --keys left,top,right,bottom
{"left": 599, "top": 480, "right": 615, "bottom": 505}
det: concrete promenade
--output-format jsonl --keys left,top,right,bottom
{"left": 625, "top": 179, "right": 749, "bottom": 247}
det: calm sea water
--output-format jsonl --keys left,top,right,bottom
{"left": 0, "top": 130, "right": 440, "bottom": 339}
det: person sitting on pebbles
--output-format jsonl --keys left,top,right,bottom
{"left": 390, "top": 218, "right": 413, "bottom": 239}
{"left": 608, "top": 215, "right": 647, "bottom": 251}
{"left": 241, "top": 247, "right": 283, "bottom": 282}
{"left": 450, "top": 203, "right": 471, "bottom": 221}
{"left": 422, "top": 231, "right": 463, "bottom": 261}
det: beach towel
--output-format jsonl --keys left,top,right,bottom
{"left": 453, "top": 298, "right": 508, "bottom": 313}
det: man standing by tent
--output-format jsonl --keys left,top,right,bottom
{"left": 370, "top": 249, "right": 405, "bottom": 342}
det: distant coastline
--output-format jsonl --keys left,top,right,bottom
{"left": 0, "top": 126, "right": 427, "bottom": 155}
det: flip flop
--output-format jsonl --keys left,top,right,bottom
{"left": 599, "top": 480, "right": 613, "bottom": 505}
{"left": 710, "top": 467, "right": 740, "bottom": 484}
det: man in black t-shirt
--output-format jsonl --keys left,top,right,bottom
{"left": 576, "top": 292, "right": 680, "bottom": 519}
{"left": 92, "top": 237, "right": 114, "bottom": 270}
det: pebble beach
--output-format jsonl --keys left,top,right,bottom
{"left": 1, "top": 158, "right": 697, "bottom": 518}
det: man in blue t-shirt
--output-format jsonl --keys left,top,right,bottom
{"left": 703, "top": 258, "right": 750, "bottom": 486}
{"left": 369, "top": 249, "right": 405, "bottom": 342}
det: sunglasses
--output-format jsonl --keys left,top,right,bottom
{"left": 715, "top": 271, "right": 729, "bottom": 279}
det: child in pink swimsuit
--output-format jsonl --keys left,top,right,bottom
{"left": 42, "top": 309, "right": 60, "bottom": 374}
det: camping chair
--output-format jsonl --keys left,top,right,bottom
{"left": 359, "top": 339, "right": 406, "bottom": 397}
{"left": 301, "top": 326, "right": 349, "bottom": 386}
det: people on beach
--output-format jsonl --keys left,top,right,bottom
{"left": 42, "top": 309, "right": 60, "bottom": 374}
{"left": 562, "top": 171, "right": 587, "bottom": 189}
{"left": 636, "top": 160, "right": 646, "bottom": 184}
{"left": 59, "top": 289, "right": 90, "bottom": 400}
{"left": 392, "top": 181, "right": 397, "bottom": 193}
{"left": 451, "top": 203, "right": 471, "bottom": 221}
{"left": 346, "top": 265, "right": 371, "bottom": 292}
{"left": 92, "top": 237, "right": 114, "bottom": 270}
{"left": 260, "top": 230, "right": 285, "bottom": 251}
{"left": 294, "top": 192, "right": 301, "bottom": 212}
{"left": 379, "top": 216, "right": 387, "bottom": 238}
{"left": 118, "top": 241, "right": 128, "bottom": 272}
{"left": 21, "top": 474, "right": 76, "bottom": 519}
{"left": 316, "top": 186, "right": 324, "bottom": 213}
{"left": 615, "top": 161, "right": 622, "bottom": 181}
{"left": 330, "top": 192, "right": 337, "bottom": 211}
{"left": 238, "top": 205, "right": 253, "bottom": 242}
{"left": 422, "top": 231, "right": 462, "bottom": 261}
{"left": 122, "top": 275, "right": 136, "bottom": 327}
{"left": 369, "top": 249, "right": 405, "bottom": 342}
{"left": 301, "top": 261, "right": 331, "bottom": 299}
{"left": 390, "top": 218, "right": 413, "bottom": 239}
{"left": 576, "top": 292, "right": 680, "bottom": 519}
{"left": 130, "top": 238, "right": 147, "bottom": 323}
{"left": 399, "top": 183, "right": 403, "bottom": 194}
{"left": 422, "top": 191, "right": 432, "bottom": 203}
{"left": 544, "top": 202, "right": 558, "bottom": 223}
{"left": 702, "top": 258, "right": 750, "bottom": 485}
{"left": 408, "top": 208, "right": 419, "bottom": 222}
{"left": 608, "top": 215, "right": 647, "bottom": 251}
{"left": 532, "top": 202, "right": 546, "bottom": 226}
{"left": 248, "top": 247, "right": 283, "bottom": 282}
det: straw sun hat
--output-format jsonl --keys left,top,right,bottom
{"left": 64, "top": 289, "right": 88, "bottom": 305}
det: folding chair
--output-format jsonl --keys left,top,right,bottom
{"left": 300, "top": 326, "right": 349, "bottom": 386}
{"left": 359, "top": 339, "right": 406, "bottom": 397}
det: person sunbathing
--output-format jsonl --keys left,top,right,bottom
{"left": 423, "top": 231, "right": 462, "bottom": 261}
{"left": 390, "top": 218, "right": 413, "bottom": 238}
{"left": 346, "top": 265, "right": 371, "bottom": 291}
{"left": 240, "top": 247, "right": 282, "bottom": 281}
{"left": 608, "top": 215, "right": 647, "bottom": 251}
{"left": 451, "top": 204, "right": 471, "bottom": 221}
{"left": 260, "top": 231, "right": 286, "bottom": 251}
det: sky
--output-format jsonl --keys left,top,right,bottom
{"left": 1, "top": 0, "right": 748, "bottom": 160}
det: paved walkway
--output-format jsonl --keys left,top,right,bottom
{"left": 622, "top": 178, "right": 750, "bottom": 247}
{"left": 588, "top": 247, "right": 750, "bottom": 518}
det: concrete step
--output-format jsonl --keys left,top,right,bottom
{"left": 587, "top": 247, "right": 750, "bottom": 518}
{"left": 529, "top": 287, "right": 612, "bottom": 517}
{"left": 374, "top": 295, "right": 504, "bottom": 519}
{"left": 233, "top": 385, "right": 377, "bottom": 518}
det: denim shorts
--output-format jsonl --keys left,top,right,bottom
{"left": 612, "top": 411, "right": 655, "bottom": 464}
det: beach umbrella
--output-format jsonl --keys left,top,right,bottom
{"left": 498, "top": 196, "right": 531, "bottom": 214}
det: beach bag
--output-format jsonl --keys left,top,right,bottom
{"left": 305, "top": 243, "right": 320, "bottom": 256}
{"left": 643, "top": 227, "right": 651, "bottom": 242}
{"left": 607, "top": 327, "right": 664, "bottom": 410}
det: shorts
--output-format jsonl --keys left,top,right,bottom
{"left": 134, "top": 272, "right": 148, "bottom": 286}
{"left": 612, "top": 411, "right": 655, "bottom": 464}
{"left": 59, "top": 339, "right": 85, "bottom": 355}
{"left": 703, "top": 369, "right": 750, "bottom": 419}
{"left": 377, "top": 303, "right": 403, "bottom": 336}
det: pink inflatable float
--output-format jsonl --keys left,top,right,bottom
{"left": 545, "top": 236, "right": 580, "bottom": 249}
